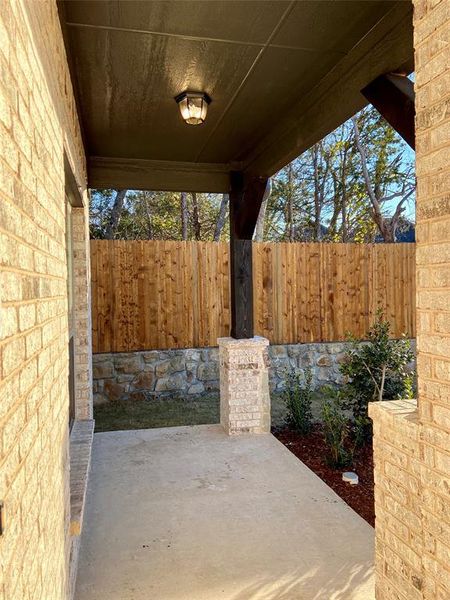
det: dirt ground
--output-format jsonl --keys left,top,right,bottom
{"left": 274, "top": 425, "right": 375, "bottom": 526}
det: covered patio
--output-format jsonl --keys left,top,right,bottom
{"left": 58, "top": 0, "right": 413, "bottom": 349}
{"left": 3, "top": 1, "right": 450, "bottom": 599}
{"left": 57, "top": 1, "right": 416, "bottom": 598}
{"left": 75, "top": 425, "right": 374, "bottom": 600}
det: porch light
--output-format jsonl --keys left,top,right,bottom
{"left": 175, "top": 91, "right": 211, "bottom": 125}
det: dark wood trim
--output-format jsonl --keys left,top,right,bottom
{"left": 229, "top": 172, "right": 268, "bottom": 339}
{"left": 88, "top": 156, "right": 231, "bottom": 193}
{"left": 362, "top": 73, "right": 415, "bottom": 150}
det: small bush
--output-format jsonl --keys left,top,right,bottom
{"left": 340, "top": 310, "right": 414, "bottom": 425}
{"left": 353, "top": 415, "right": 372, "bottom": 449}
{"left": 282, "top": 368, "right": 313, "bottom": 435}
{"left": 321, "top": 389, "right": 352, "bottom": 468}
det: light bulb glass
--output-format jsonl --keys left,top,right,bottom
{"left": 176, "top": 92, "right": 210, "bottom": 125}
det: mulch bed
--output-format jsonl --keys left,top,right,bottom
{"left": 273, "top": 425, "right": 375, "bottom": 527}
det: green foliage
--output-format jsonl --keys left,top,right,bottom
{"left": 282, "top": 368, "right": 313, "bottom": 435}
{"left": 90, "top": 190, "right": 229, "bottom": 241}
{"left": 265, "top": 105, "right": 415, "bottom": 243}
{"left": 340, "top": 310, "right": 414, "bottom": 423}
{"left": 320, "top": 388, "right": 352, "bottom": 468}
{"left": 353, "top": 415, "right": 372, "bottom": 449}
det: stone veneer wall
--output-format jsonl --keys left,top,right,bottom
{"left": 0, "top": 2, "right": 89, "bottom": 600}
{"left": 93, "top": 340, "right": 416, "bottom": 404}
{"left": 370, "top": 1, "right": 450, "bottom": 599}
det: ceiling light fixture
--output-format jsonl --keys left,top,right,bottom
{"left": 175, "top": 91, "right": 211, "bottom": 125}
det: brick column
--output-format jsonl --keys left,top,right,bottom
{"left": 218, "top": 336, "right": 270, "bottom": 434}
{"left": 370, "top": 2, "right": 450, "bottom": 598}
{"left": 72, "top": 204, "right": 93, "bottom": 420}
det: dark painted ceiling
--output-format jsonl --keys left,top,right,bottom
{"left": 59, "top": 0, "right": 413, "bottom": 190}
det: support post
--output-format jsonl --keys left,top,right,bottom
{"left": 219, "top": 172, "right": 270, "bottom": 435}
{"left": 229, "top": 171, "right": 268, "bottom": 339}
{"left": 362, "top": 73, "right": 415, "bottom": 149}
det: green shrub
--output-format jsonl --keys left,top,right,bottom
{"left": 353, "top": 415, "right": 372, "bottom": 449}
{"left": 320, "top": 389, "right": 352, "bottom": 468}
{"left": 282, "top": 368, "right": 313, "bottom": 435}
{"left": 340, "top": 310, "right": 414, "bottom": 424}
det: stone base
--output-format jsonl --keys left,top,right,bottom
{"left": 218, "top": 336, "right": 270, "bottom": 434}
{"left": 92, "top": 341, "right": 416, "bottom": 404}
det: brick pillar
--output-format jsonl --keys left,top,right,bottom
{"left": 72, "top": 204, "right": 93, "bottom": 420}
{"left": 414, "top": 0, "right": 450, "bottom": 595}
{"left": 218, "top": 336, "right": 270, "bottom": 434}
{"left": 369, "top": 2, "right": 450, "bottom": 598}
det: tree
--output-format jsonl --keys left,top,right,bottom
{"left": 104, "top": 189, "right": 127, "bottom": 239}
{"left": 180, "top": 192, "right": 188, "bottom": 240}
{"left": 311, "top": 142, "right": 331, "bottom": 241}
{"left": 257, "top": 106, "right": 415, "bottom": 243}
{"left": 191, "top": 192, "right": 201, "bottom": 241}
{"left": 90, "top": 188, "right": 115, "bottom": 238}
{"left": 254, "top": 180, "right": 272, "bottom": 242}
{"left": 213, "top": 194, "right": 229, "bottom": 241}
{"left": 90, "top": 189, "right": 231, "bottom": 242}
{"left": 89, "top": 108, "right": 415, "bottom": 243}
{"left": 352, "top": 110, "right": 415, "bottom": 242}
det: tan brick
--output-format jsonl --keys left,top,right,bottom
{"left": 434, "top": 312, "right": 450, "bottom": 333}
{"left": 0, "top": 1, "right": 90, "bottom": 598}
{"left": 418, "top": 333, "right": 450, "bottom": 356}
{"left": 18, "top": 304, "right": 36, "bottom": 332}
{"left": 420, "top": 378, "right": 450, "bottom": 401}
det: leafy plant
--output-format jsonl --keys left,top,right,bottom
{"left": 353, "top": 415, "right": 372, "bottom": 449}
{"left": 320, "top": 389, "right": 352, "bottom": 468}
{"left": 340, "top": 310, "right": 414, "bottom": 422}
{"left": 282, "top": 368, "right": 313, "bottom": 435}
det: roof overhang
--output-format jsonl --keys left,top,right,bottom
{"left": 58, "top": 0, "right": 413, "bottom": 192}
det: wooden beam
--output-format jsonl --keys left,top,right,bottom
{"left": 229, "top": 172, "right": 268, "bottom": 339}
{"left": 362, "top": 74, "right": 415, "bottom": 149}
{"left": 88, "top": 156, "right": 231, "bottom": 193}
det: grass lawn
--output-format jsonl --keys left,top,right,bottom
{"left": 93, "top": 391, "right": 323, "bottom": 433}
{"left": 94, "top": 395, "right": 220, "bottom": 432}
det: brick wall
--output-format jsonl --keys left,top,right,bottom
{"left": 0, "top": 1, "right": 87, "bottom": 599}
{"left": 370, "top": 1, "right": 450, "bottom": 598}
{"left": 415, "top": 0, "right": 450, "bottom": 595}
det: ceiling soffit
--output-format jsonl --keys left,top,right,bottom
{"left": 60, "top": 0, "right": 413, "bottom": 191}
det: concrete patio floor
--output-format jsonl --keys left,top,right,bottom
{"left": 75, "top": 425, "right": 374, "bottom": 600}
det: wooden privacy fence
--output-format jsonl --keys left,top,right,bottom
{"left": 91, "top": 240, "right": 416, "bottom": 353}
